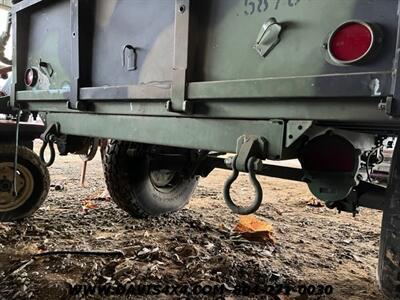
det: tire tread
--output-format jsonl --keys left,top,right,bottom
{"left": 103, "top": 140, "right": 149, "bottom": 218}
{"left": 379, "top": 143, "right": 400, "bottom": 299}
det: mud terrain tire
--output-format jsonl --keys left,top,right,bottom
{"left": 103, "top": 140, "right": 198, "bottom": 218}
{"left": 378, "top": 141, "right": 400, "bottom": 299}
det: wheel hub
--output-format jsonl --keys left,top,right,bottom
{"left": 150, "top": 169, "right": 177, "bottom": 188}
{"left": 0, "top": 162, "right": 34, "bottom": 211}
{"left": 0, "top": 179, "right": 12, "bottom": 192}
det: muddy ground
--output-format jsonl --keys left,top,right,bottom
{"left": 0, "top": 148, "right": 385, "bottom": 299}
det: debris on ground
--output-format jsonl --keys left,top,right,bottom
{"left": 50, "top": 182, "right": 64, "bottom": 192}
{"left": 83, "top": 190, "right": 112, "bottom": 202}
{"left": 234, "top": 215, "right": 275, "bottom": 244}
{"left": 306, "top": 198, "right": 324, "bottom": 208}
{"left": 0, "top": 151, "right": 385, "bottom": 299}
{"left": 81, "top": 200, "right": 98, "bottom": 210}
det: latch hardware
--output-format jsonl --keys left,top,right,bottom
{"left": 254, "top": 18, "right": 282, "bottom": 58}
{"left": 122, "top": 45, "right": 138, "bottom": 71}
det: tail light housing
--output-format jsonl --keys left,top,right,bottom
{"left": 24, "top": 68, "right": 38, "bottom": 87}
{"left": 327, "top": 21, "right": 380, "bottom": 65}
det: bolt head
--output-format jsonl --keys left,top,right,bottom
{"left": 179, "top": 5, "right": 186, "bottom": 13}
{"left": 253, "top": 159, "right": 263, "bottom": 171}
{"left": 224, "top": 157, "right": 234, "bottom": 168}
{"left": 378, "top": 102, "right": 386, "bottom": 111}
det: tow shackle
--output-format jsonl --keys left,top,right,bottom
{"left": 223, "top": 135, "right": 268, "bottom": 215}
{"left": 223, "top": 156, "right": 263, "bottom": 215}
{"left": 39, "top": 123, "right": 59, "bottom": 167}
{"left": 39, "top": 139, "right": 56, "bottom": 167}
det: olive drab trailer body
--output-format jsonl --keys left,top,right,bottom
{"left": 5, "top": 0, "right": 400, "bottom": 298}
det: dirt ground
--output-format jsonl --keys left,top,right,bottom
{"left": 0, "top": 148, "right": 385, "bottom": 299}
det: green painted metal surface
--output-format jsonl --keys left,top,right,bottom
{"left": 12, "top": 0, "right": 399, "bottom": 103}
{"left": 8, "top": 0, "right": 400, "bottom": 156}
{"left": 46, "top": 113, "right": 285, "bottom": 159}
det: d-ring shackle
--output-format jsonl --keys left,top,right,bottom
{"left": 39, "top": 123, "right": 59, "bottom": 167}
{"left": 223, "top": 156, "right": 263, "bottom": 215}
{"left": 39, "top": 140, "right": 56, "bottom": 167}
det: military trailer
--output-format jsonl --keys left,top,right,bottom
{"left": 3, "top": 0, "right": 400, "bottom": 297}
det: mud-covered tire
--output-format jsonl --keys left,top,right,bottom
{"left": 103, "top": 140, "right": 198, "bottom": 218}
{"left": 378, "top": 141, "right": 400, "bottom": 299}
{"left": 0, "top": 144, "right": 50, "bottom": 221}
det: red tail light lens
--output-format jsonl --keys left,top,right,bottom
{"left": 24, "top": 68, "right": 38, "bottom": 87}
{"left": 328, "top": 21, "right": 374, "bottom": 64}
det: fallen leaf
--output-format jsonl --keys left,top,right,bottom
{"left": 82, "top": 200, "right": 98, "bottom": 210}
{"left": 83, "top": 189, "right": 112, "bottom": 202}
{"left": 234, "top": 215, "right": 275, "bottom": 244}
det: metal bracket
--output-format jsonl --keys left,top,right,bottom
{"left": 68, "top": 0, "right": 87, "bottom": 111}
{"left": 286, "top": 120, "right": 313, "bottom": 147}
{"left": 122, "top": 45, "right": 138, "bottom": 71}
{"left": 168, "top": 0, "right": 192, "bottom": 114}
{"left": 40, "top": 122, "right": 60, "bottom": 143}
{"left": 254, "top": 18, "right": 282, "bottom": 58}
{"left": 39, "top": 59, "right": 54, "bottom": 78}
{"left": 326, "top": 181, "right": 386, "bottom": 215}
{"left": 234, "top": 135, "right": 268, "bottom": 172}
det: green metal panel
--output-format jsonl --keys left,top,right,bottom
{"left": 12, "top": 0, "right": 399, "bottom": 102}
{"left": 9, "top": 0, "right": 400, "bottom": 156}
{"left": 46, "top": 112, "right": 285, "bottom": 159}
{"left": 192, "top": 0, "right": 397, "bottom": 82}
